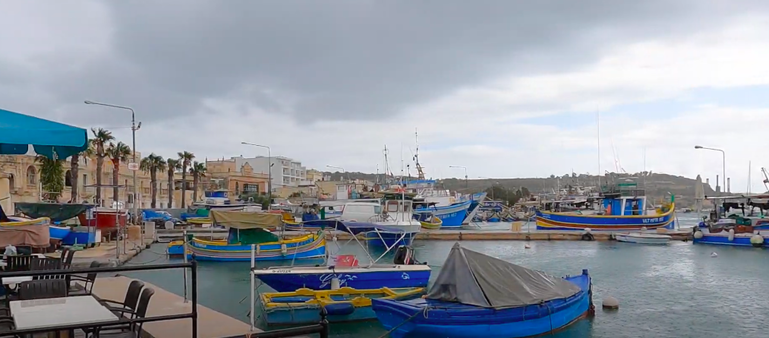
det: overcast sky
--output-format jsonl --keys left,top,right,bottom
{"left": 3, "top": 1, "right": 769, "bottom": 192}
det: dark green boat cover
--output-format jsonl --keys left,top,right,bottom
{"left": 14, "top": 203, "right": 92, "bottom": 222}
{"left": 227, "top": 228, "right": 280, "bottom": 245}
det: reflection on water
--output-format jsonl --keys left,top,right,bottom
{"left": 124, "top": 227, "right": 765, "bottom": 337}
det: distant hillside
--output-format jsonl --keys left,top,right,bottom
{"left": 324, "top": 171, "right": 715, "bottom": 208}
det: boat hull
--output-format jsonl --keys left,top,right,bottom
{"left": 49, "top": 225, "right": 71, "bottom": 241}
{"left": 182, "top": 234, "right": 327, "bottom": 262}
{"left": 615, "top": 233, "right": 671, "bottom": 245}
{"left": 253, "top": 265, "right": 432, "bottom": 292}
{"left": 365, "top": 231, "right": 416, "bottom": 248}
{"left": 462, "top": 192, "right": 487, "bottom": 224}
{"left": 77, "top": 210, "right": 127, "bottom": 232}
{"left": 415, "top": 200, "right": 471, "bottom": 228}
{"left": 261, "top": 287, "right": 425, "bottom": 326}
{"left": 693, "top": 229, "right": 769, "bottom": 248}
{"left": 372, "top": 272, "right": 592, "bottom": 338}
{"left": 535, "top": 205, "right": 675, "bottom": 231}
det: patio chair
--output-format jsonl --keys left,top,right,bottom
{"left": 4, "top": 256, "right": 33, "bottom": 272}
{"left": 18, "top": 279, "right": 68, "bottom": 300}
{"left": 98, "top": 280, "right": 144, "bottom": 313}
{"left": 60, "top": 249, "right": 76, "bottom": 270}
{"left": 69, "top": 261, "right": 100, "bottom": 296}
{"left": 92, "top": 288, "right": 155, "bottom": 338}
{"left": 31, "top": 257, "right": 65, "bottom": 280}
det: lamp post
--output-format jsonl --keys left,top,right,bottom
{"left": 85, "top": 100, "right": 141, "bottom": 223}
{"left": 695, "top": 145, "right": 726, "bottom": 194}
{"left": 326, "top": 165, "right": 345, "bottom": 182}
{"left": 449, "top": 165, "right": 468, "bottom": 189}
{"left": 241, "top": 142, "right": 272, "bottom": 209}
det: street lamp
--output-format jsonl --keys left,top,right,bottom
{"left": 241, "top": 142, "right": 272, "bottom": 209}
{"left": 695, "top": 145, "right": 726, "bottom": 194}
{"left": 449, "top": 165, "right": 468, "bottom": 189}
{"left": 326, "top": 165, "right": 345, "bottom": 182}
{"left": 85, "top": 100, "right": 141, "bottom": 223}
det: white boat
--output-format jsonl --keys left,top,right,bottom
{"left": 616, "top": 232, "right": 671, "bottom": 245}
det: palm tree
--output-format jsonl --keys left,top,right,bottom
{"left": 90, "top": 128, "right": 114, "bottom": 206}
{"left": 68, "top": 145, "right": 94, "bottom": 203}
{"left": 177, "top": 151, "right": 195, "bottom": 207}
{"left": 36, "top": 156, "right": 65, "bottom": 202}
{"left": 140, "top": 154, "right": 166, "bottom": 209}
{"left": 106, "top": 142, "right": 131, "bottom": 204}
{"left": 166, "top": 158, "right": 180, "bottom": 208}
{"left": 189, "top": 161, "right": 207, "bottom": 202}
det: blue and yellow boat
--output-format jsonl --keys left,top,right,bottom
{"left": 167, "top": 210, "right": 326, "bottom": 262}
{"left": 536, "top": 181, "right": 675, "bottom": 231}
{"left": 260, "top": 286, "right": 425, "bottom": 326}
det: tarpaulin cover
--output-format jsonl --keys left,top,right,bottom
{"left": 210, "top": 210, "right": 282, "bottom": 229}
{"left": 0, "top": 108, "right": 89, "bottom": 159}
{"left": 0, "top": 224, "right": 50, "bottom": 248}
{"left": 426, "top": 242, "right": 580, "bottom": 308}
{"left": 227, "top": 228, "right": 280, "bottom": 245}
{"left": 14, "top": 203, "right": 91, "bottom": 222}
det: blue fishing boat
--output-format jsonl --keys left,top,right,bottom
{"left": 251, "top": 221, "right": 430, "bottom": 292}
{"left": 49, "top": 224, "right": 71, "bottom": 241}
{"left": 260, "top": 287, "right": 425, "bottom": 326}
{"left": 461, "top": 192, "right": 487, "bottom": 224}
{"left": 536, "top": 181, "right": 675, "bottom": 231}
{"left": 372, "top": 243, "right": 594, "bottom": 338}
{"left": 171, "top": 210, "right": 326, "bottom": 262}
{"left": 414, "top": 199, "right": 471, "bottom": 228}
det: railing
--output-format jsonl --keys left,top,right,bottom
{"left": 0, "top": 261, "right": 198, "bottom": 337}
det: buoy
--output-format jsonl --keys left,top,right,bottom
{"left": 711, "top": 252, "right": 718, "bottom": 257}
{"left": 280, "top": 243, "right": 288, "bottom": 254}
{"left": 584, "top": 228, "right": 592, "bottom": 233}
{"left": 750, "top": 234, "right": 764, "bottom": 247}
{"left": 330, "top": 277, "right": 341, "bottom": 290}
{"left": 728, "top": 229, "right": 735, "bottom": 242}
{"left": 602, "top": 296, "right": 619, "bottom": 310}
{"left": 524, "top": 244, "right": 531, "bottom": 249}
{"left": 694, "top": 231, "right": 704, "bottom": 239}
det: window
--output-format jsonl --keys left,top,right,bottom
{"left": 235, "top": 182, "right": 240, "bottom": 194}
{"left": 64, "top": 170, "right": 72, "bottom": 187}
{"left": 82, "top": 174, "right": 87, "bottom": 187}
{"left": 26, "top": 166, "right": 36, "bottom": 185}
{"left": 244, "top": 184, "right": 259, "bottom": 193}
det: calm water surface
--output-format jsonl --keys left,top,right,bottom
{"left": 124, "top": 215, "right": 766, "bottom": 338}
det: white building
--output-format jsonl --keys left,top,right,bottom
{"left": 232, "top": 156, "right": 306, "bottom": 191}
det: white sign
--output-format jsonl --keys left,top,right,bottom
{"left": 127, "top": 162, "right": 139, "bottom": 171}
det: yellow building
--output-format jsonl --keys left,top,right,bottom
{"left": 0, "top": 153, "right": 201, "bottom": 211}
{"left": 306, "top": 169, "right": 325, "bottom": 183}
{"left": 206, "top": 158, "right": 269, "bottom": 201}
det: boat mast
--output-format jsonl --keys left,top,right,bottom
{"left": 597, "top": 109, "right": 601, "bottom": 190}
{"left": 414, "top": 128, "right": 425, "bottom": 180}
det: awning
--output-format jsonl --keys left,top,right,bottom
{"left": 0, "top": 108, "right": 89, "bottom": 159}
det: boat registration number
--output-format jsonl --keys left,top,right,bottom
{"left": 270, "top": 269, "right": 291, "bottom": 273}
{"left": 643, "top": 217, "right": 663, "bottom": 223}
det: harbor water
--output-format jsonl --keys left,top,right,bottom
{"left": 124, "top": 215, "right": 767, "bottom": 338}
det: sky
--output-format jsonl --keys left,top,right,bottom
{"left": 2, "top": 1, "right": 769, "bottom": 193}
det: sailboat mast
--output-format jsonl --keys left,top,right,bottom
{"left": 597, "top": 109, "right": 601, "bottom": 189}
{"left": 414, "top": 128, "right": 425, "bottom": 180}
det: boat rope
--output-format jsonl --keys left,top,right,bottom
{"left": 375, "top": 306, "right": 430, "bottom": 338}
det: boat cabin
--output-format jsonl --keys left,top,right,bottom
{"left": 600, "top": 182, "right": 647, "bottom": 216}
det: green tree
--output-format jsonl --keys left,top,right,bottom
{"left": 189, "top": 161, "right": 206, "bottom": 202}
{"left": 166, "top": 158, "right": 181, "bottom": 208}
{"left": 90, "top": 128, "right": 114, "bottom": 205}
{"left": 140, "top": 154, "right": 166, "bottom": 208}
{"left": 68, "top": 145, "right": 94, "bottom": 203}
{"left": 177, "top": 151, "right": 195, "bottom": 207}
{"left": 106, "top": 142, "right": 131, "bottom": 203}
{"left": 36, "top": 155, "right": 65, "bottom": 202}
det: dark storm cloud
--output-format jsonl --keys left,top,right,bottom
{"left": 4, "top": 0, "right": 769, "bottom": 125}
